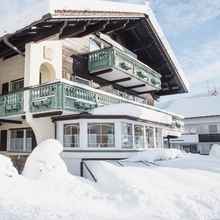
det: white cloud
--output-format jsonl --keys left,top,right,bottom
{"left": 0, "top": 0, "right": 48, "bottom": 36}
{"left": 179, "top": 39, "right": 220, "bottom": 86}
{"left": 150, "top": 0, "right": 220, "bottom": 34}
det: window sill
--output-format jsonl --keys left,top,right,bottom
{"left": 63, "top": 148, "right": 145, "bottom": 153}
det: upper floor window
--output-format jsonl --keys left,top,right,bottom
{"left": 209, "top": 124, "right": 218, "bottom": 134}
{"left": 10, "top": 78, "right": 24, "bottom": 92}
{"left": 64, "top": 124, "right": 80, "bottom": 148}
{"left": 88, "top": 123, "right": 115, "bottom": 148}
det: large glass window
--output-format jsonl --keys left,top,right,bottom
{"left": 88, "top": 123, "right": 115, "bottom": 148}
{"left": 64, "top": 124, "right": 80, "bottom": 148}
{"left": 145, "top": 127, "right": 155, "bottom": 148}
{"left": 121, "top": 123, "right": 133, "bottom": 148}
{"left": 9, "top": 128, "right": 35, "bottom": 153}
{"left": 134, "top": 125, "right": 144, "bottom": 148}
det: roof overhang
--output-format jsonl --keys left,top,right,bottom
{"left": 0, "top": 0, "right": 189, "bottom": 96}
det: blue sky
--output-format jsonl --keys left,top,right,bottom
{"left": 1, "top": 0, "right": 220, "bottom": 101}
{"left": 108, "top": 0, "right": 220, "bottom": 101}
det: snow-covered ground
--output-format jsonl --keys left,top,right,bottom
{"left": 0, "top": 140, "right": 220, "bottom": 220}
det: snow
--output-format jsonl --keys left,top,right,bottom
{"left": 210, "top": 144, "right": 220, "bottom": 159}
{"left": 0, "top": 0, "right": 148, "bottom": 37}
{"left": 22, "top": 139, "right": 68, "bottom": 180}
{"left": 126, "top": 148, "right": 185, "bottom": 163}
{"left": 0, "top": 142, "right": 220, "bottom": 219}
{"left": 0, "top": 154, "right": 18, "bottom": 177}
{"left": 157, "top": 153, "right": 220, "bottom": 174}
{"left": 92, "top": 103, "right": 176, "bottom": 125}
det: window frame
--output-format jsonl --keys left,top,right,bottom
{"left": 121, "top": 122, "right": 133, "bottom": 149}
{"left": 134, "top": 124, "right": 145, "bottom": 148}
{"left": 10, "top": 78, "right": 24, "bottom": 93}
{"left": 63, "top": 123, "right": 80, "bottom": 148}
{"left": 88, "top": 123, "right": 115, "bottom": 148}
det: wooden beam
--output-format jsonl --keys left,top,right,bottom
{"left": 32, "top": 111, "right": 63, "bottom": 118}
{"left": 102, "top": 77, "right": 132, "bottom": 86}
{"left": 0, "top": 119, "right": 23, "bottom": 124}
{"left": 126, "top": 84, "right": 146, "bottom": 89}
{"left": 92, "top": 68, "right": 112, "bottom": 76}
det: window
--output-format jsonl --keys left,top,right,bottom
{"left": 145, "top": 127, "right": 155, "bottom": 148}
{"left": 155, "top": 128, "right": 162, "bottom": 148}
{"left": 9, "top": 128, "right": 35, "bottom": 153}
{"left": 134, "top": 125, "right": 144, "bottom": 148}
{"left": 88, "top": 123, "right": 115, "bottom": 148}
{"left": 121, "top": 123, "right": 133, "bottom": 148}
{"left": 10, "top": 78, "right": 24, "bottom": 92}
{"left": 64, "top": 124, "right": 80, "bottom": 148}
{"left": 209, "top": 124, "right": 218, "bottom": 134}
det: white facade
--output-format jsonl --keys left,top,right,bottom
{"left": 0, "top": 4, "right": 188, "bottom": 175}
{"left": 162, "top": 95, "right": 220, "bottom": 155}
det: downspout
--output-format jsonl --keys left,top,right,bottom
{"left": 3, "top": 34, "right": 25, "bottom": 57}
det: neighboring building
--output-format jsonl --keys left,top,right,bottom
{"left": 0, "top": 0, "right": 188, "bottom": 175}
{"left": 160, "top": 94, "right": 220, "bottom": 155}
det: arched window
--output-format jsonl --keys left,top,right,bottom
{"left": 64, "top": 124, "right": 80, "bottom": 148}
{"left": 39, "top": 62, "right": 56, "bottom": 84}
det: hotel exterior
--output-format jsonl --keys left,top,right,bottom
{"left": 0, "top": 1, "right": 188, "bottom": 174}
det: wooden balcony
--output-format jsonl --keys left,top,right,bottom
{"left": 88, "top": 47, "right": 161, "bottom": 95}
{"left": 0, "top": 91, "right": 24, "bottom": 117}
{"left": 30, "top": 82, "right": 125, "bottom": 113}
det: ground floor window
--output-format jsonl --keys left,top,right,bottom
{"left": 121, "top": 122, "right": 133, "bottom": 148}
{"left": 155, "top": 128, "right": 162, "bottom": 147}
{"left": 9, "top": 128, "right": 36, "bottom": 153}
{"left": 64, "top": 124, "right": 80, "bottom": 148}
{"left": 88, "top": 123, "right": 115, "bottom": 148}
{"left": 134, "top": 125, "right": 144, "bottom": 148}
{"left": 145, "top": 127, "right": 155, "bottom": 148}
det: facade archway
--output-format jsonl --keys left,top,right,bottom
{"left": 39, "top": 62, "right": 56, "bottom": 84}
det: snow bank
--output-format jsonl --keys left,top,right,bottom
{"left": 22, "top": 139, "right": 68, "bottom": 180}
{"left": 0, "top": 154, "right": 18, "bottom": 177}
{"left": 210, "top": 144, "right": 220, "bottom": 159}
{"left": 1, "top": 140, "right": 220, "bottom": 220}
{"left": 127, "top": 148, "right": 185, "bottom": 163}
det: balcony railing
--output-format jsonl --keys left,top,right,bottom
{"left": 0, "top": 91, "right": 24, "bottom": 117}
{"left": 30, "top": 82, "right": 125, "bottom": 113}
{"left": 88, "top": 47, "right": 161, "bottom": 90}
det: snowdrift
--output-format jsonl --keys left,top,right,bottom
{"left": 210, "top": 144, "right": 220, "bottom": 159}
{"left": 0, "top": 141, "right": 220, "bottom": 220}
{"left": 22, "top": 139, "right": 68, "bottom": 179}
{"left": 126, "top": 148, "right": 185, "bottom": 163}
{"left": 0, "top": 154, "right": 18, "bottom": 177}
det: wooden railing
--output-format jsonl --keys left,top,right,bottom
{"left": 88, "top": 47, "right": 161, "bottom": 89}
{"left": 30, "top": 82, "right": 126, "bottom": 113}
{"left": 0, "top": 91, "right": 24, "bottom": 117}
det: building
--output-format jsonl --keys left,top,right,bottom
{"left": 0, "top": 0, "right": 188, "bottom": 174}
{"left": 160, "top": 94, "right": 220, "bottom": 155}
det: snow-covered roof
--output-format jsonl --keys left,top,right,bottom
{"left": 91, "top": 103, "right": 174, "bottom": 125}
{"left": 0, "top": 0, "right": 149, "bottom": 37}
{"left": 159, "top": 95, "right": 220, "bottom": 118}
{"left": 0, "top": 0, "right": 189, "bottom": 95}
